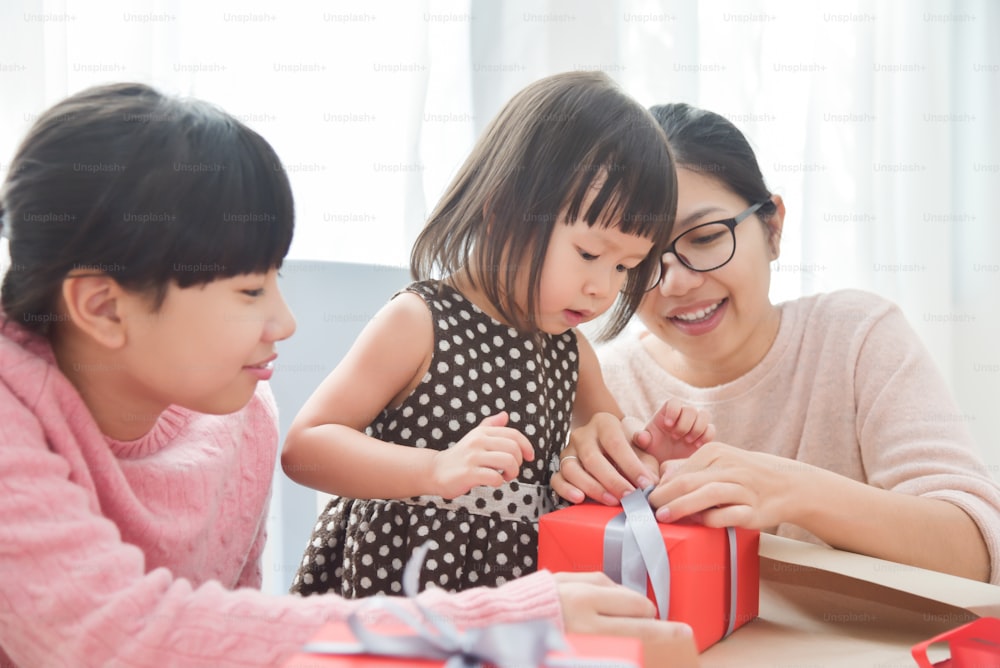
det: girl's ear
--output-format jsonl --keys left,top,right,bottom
{"left": 60, "top": 274, "right": 129, "bottom": 349}
{"left": 765, "top": 194, "right": 785, "bottom": 260}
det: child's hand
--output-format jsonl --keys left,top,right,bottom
{"left": 430, "top": 412, "right": 534, "bottom": 499}
{"left": 554, "top": 571, "right": 698, "bottom": 667}
{"left": 632, "top": 399, "right": 715, "bottom": 464}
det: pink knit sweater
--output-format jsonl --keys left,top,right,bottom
{"left": 0, "top": 319, "right": 562, "bottom": 667}
{"left": 599, "top": 289, "right": 1000, "bottom": 585}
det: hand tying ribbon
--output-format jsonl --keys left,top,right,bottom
{"left": 301, "top": 543, "right": 638, "bottom": 668}
{"left": 603, "top": 487, "right": 740, "bottom": 639}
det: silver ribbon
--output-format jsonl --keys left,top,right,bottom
{"left": 724, "top": 526, "right": 737, "bottom": 638}
{"left": 602, "top": 488, "right": 741, "bottom": 639}
{"left": 302, "top": 543, "right": 638, "bottom": 667}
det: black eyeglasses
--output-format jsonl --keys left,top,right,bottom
{"left": 645, "top": 200, "right": 768, "bottom": 289}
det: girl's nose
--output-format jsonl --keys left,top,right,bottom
{"left": 266, "top": 288, "right": 297, "bottom": 342}
{"left": 584, "top": 269, "right": 617, "bottom": 299}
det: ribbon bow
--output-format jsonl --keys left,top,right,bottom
{"left": 302, "top": 543, "right": 637, "bottom": 667}
{"left": 603, "top": 487, "right": 740, "bottom": 639}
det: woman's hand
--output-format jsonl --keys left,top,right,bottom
{"left": 430, "top": 412, "right": 534, "bottom": 499}
{"left": 554, "top": 571, "right": 699, "bottom": 667}
{"left": 650, "top": 442, "right": 994, "bottom": 583}
{"left": 649, "top": 442, "right": 809, "bottom": 528}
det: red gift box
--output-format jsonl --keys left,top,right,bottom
{"left": 538, "top": 501, "right": 759, "bottom": 652}
{"left": 281, "top": 621, "right": 643, "bottom": 667}
{"left": 912, "top": 617, "right": 1000, "bottom": 667}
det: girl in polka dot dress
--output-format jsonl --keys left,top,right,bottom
{"left": 283, "top": 71, "right": 713, "bottom": 598}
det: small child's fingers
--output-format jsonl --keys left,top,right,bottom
{"left": 693, "top": 423, "right": 717, "bottom": 447}
{"left": 632, "top": 429, "right": 652, "bottom": 450}
{"left": 476, "top": 433, "right": 538, "bottom": 470}
{"left": 467, "top": 467, "right": 506, "bottom": 491}
{"left": 476, "top": 435, "right": 526, "bottom": 467}
{"left": 444, "top": 465, "right": 502, "bottom": 497}
{"left": 688, "top": 414, "right": 715, "bottom": 445}
{"left": 480, "top": 451, "right": 521, "bottom": 481}
{"left": 656, "top": 399, "right": 683, "bottom": 429}
{"left": 667, "top": 405, "right": 698, "bottom": 438}
{"left": 681, "top": 409, "right": 714, "bottom": 444}
{"left": 478, "top": 411, "right": 509, "bottom": 428}
{"left": 486, "top": 427, "right": 535, "bottom": 462}
{"left": 623, "top": 416, "right": 652, "bottom": 450}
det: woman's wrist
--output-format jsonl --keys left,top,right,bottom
{"left": 775, "top": 459, "right": 830, "bottom": 529}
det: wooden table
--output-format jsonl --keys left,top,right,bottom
{"left": 700, "top": 535, "right": 1000, "bottom": 667}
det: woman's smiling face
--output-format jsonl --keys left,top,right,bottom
{"left": 637, "top": 167, "right": 784, "bottom": 386}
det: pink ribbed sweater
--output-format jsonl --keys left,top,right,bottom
{"left": 599, "top": 289, "right": 1000, "bottom": 585}
{"left": 0, "top": 319, "right": 562, "bottom": 667}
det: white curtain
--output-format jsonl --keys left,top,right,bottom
{"left": 2, "top": 0, "right": 997, "bottom": 594}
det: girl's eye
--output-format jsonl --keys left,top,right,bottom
{"left": 580, "top": 250, "right": 598, "bottom": 261}
{"left": 242, "top": 289, "right": 265, "bottom": 297}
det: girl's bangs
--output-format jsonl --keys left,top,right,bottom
{"left": 166, "top": 127, "right": 294, "bottom": 286}
{"left": 562, "top": 145, "right": 674, "bottom": 249}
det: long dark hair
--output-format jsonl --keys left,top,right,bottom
{"left": 0, "top": 82, "right": 294, "bottom": 335}
{"left": 411, "top": 71, "right": 676, "bottom": 339}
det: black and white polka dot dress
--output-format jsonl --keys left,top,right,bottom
{"left": 290, "top": 280, "right": 578, "bottom": 598}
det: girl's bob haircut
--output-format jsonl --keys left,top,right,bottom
{"left": 0, "top": 82, "right": 294, "bottom": 335}
{"left": 410, "top": 71, "right": 676, "bottom": 340}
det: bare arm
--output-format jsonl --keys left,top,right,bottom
{"left": 798, "top": 466, "right": 990, "bottom": 581}
{"left": 651, "top": 444, "right": 990, "bottom": 581}
{"left": 281, "top": 292, "right": 531, "bottom": 499}
{"left": 572, "top": 331, "right": 626, "bottom": 424}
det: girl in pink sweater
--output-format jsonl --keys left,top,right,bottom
{"left": 555, "top": 103, "right": 1000, "bottom": 586}
{"left": 0, "top": 83, "right": 693, "bottom": 667}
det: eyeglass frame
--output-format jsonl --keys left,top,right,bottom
{"left": 645, "top": 199, "right": 770, "bottom": 289}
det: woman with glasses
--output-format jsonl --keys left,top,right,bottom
{"left": 554, "top": 103, "right": 1000, "bottom": 585}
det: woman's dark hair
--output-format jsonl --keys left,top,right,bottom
{"left": 649, "top": 103, "right": 776, "bottom": 223}
{"left": 0, "top": 82, "right": 294, "bottom": 336}
{"left": 411, "top": 71, "right": 676, "bottom": 340}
